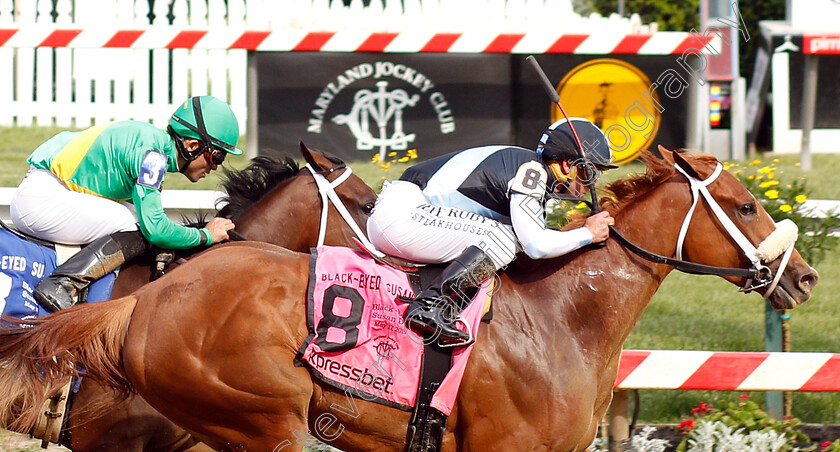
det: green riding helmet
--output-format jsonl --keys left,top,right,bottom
{"left": 168, "top": 96, "right": 242, "bottom": 163}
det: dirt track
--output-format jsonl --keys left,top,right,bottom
{"left": 0, "top": 430, "right": 68, "bottom": 451}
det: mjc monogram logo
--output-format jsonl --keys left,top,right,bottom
{"left": 333, "top": 81, "right": 419, "bottom": 156}
{"left": 307, "top": 61, "right": 456, "bottom": 161}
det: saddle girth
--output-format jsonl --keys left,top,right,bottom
{"left": 405, "top": 340, "right": 453, "bottom": 452}
{"left": 403, "top": 270, "right": 453, "bottom": 452}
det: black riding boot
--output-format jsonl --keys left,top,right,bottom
{"left": 34, "top": 231, "right": 150, "bottom": 312}
{"left": 405, "top": 246, "right": 496, "bottom": 344}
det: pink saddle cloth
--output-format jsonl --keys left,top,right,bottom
{"left": 297, "top": 246, "right": 490, "bottom": 415}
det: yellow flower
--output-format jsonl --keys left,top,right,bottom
{"left": 795, "top": 162, "right": 801, "bottom": 167}
{"left": 758, "top": 166, "right": 772, "bottom": 174}
{"left": 398, "top": 157, "right": 409, "bottom": 163}
{"left": 750, "top": 159, "right": 761, "bottom": 166}
{"left": 764, "top": 189, "right": 779, "bottom": 199}
{"left": 724, "top": 162, "right": 737, "bottom": 171}
{"left": 795, "top": 194, "right": 808, "bottom": 203}
{"left": 576, "top": 202, "right": 587, "bottom": 209}
{"left": 772, "top": 158, "right": 780, "bottom": 163}
{"left": 760, "top": 180, "right": 780, "bottom": 188}
{"left": 371, "top": 155, "right": 380, "bottom": 162}
{"left": 748, "top": 175, "right": 755, "bottom": 180}
{"left": 407, "top": 149, "right": 418, "bottom": 159}
{"left": 780, "top": 204, "right": 792, "bottom": 212}
{"left": 767, "top": 172, "right": 775, "bottom": 179}
{"left": 388, "top": 151, "right": 397, "bottom": 157}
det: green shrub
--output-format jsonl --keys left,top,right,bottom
{"left": 676, "top": 396, "right": 810, "bottom": 451}
{"left": 729, "top": 158, "right": 840, "bottom": 266}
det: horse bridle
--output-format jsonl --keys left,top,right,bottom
{"left": 224, "top": 163, "right": 383, "bottom": 258}
{"left": 607, "top": 162, "right": 797, "bottom": 299}
{"left": 305, "top": 163, "right": 385, "bottom": 258}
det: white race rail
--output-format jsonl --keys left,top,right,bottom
{"left": 0, "top": 187, "right": 226, "bottom": 226}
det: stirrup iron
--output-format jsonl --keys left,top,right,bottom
{"left": 437, "top": 316, "right": 474, "bottom": 348}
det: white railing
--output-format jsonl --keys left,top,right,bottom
{"left": 1, "top": 186, "right": 836, "bottom": 234}
{"left": 0, "top": 0, "right": 655, "bottom": 130}
{"left": 0, "top": 0, "right": 251, "bottom": 129}
{"left": 0, "top": 187, "right": 225, "bottom": 225}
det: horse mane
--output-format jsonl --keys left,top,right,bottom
{"left": 567, "top": 149, "right": 717, "bottom": 227}
{"left": 217, "top": 156, "right": 301, "bottom": 220}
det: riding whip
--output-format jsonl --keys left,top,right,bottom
{"left": 525, "top": 55, "right": 601, "bottom": 213}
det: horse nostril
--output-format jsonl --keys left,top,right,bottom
{"left": 798, "top": 270, "right": 819, "bottom": 292}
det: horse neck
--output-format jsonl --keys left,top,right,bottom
{"left": 520, "top": 180, "right": 686, "bottom": 358}
{"left": 231, "top": 174, "right": 361, "bottom": 251}
{"left": 234, "top": 176, "right": 318, "bottom": 251}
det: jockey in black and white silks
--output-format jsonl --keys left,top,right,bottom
{"left": 367, "top": 118, "right": 617, "bottom": 344}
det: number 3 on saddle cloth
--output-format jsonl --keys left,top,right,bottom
{"left": 0, "top": 228, "right": 116, "bottom": 322}
{"left": 296, "top": 246, "right": 492, "bottom": 415}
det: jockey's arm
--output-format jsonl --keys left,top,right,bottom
{"left": 132, "top": 184, "right": 212, "bottom": 249}
{"left": 509, "top": 193, "right": 593, "bottom": 260}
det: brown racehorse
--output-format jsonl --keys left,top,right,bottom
{"left": 0, "top": 149, "right": 819, "bottom": 451}
{"left": 24, "top": 143, "right": 378, "bottom": 451}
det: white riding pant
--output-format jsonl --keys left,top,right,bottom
{"left": 11, "top": 167, "right": 139, "bottom": 245}
{"left": 367, "top": 181, "right": 517, "bottom": 269}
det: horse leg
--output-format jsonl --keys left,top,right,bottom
{"left": 67, "top": 381, "right": 206, "bottom": 452}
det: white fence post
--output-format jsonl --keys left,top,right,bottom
{"left": 54, "top": 0, "right": 73, "bottom": 127}
{"left": 150, "top": 0, "right": 170, "bottom": 128}
{"left": 14, "top": 0, "right": 36, "bottom": 126}
{"left": 0, "top": 0, "right": 15, "bottom": 126}
{"left": 170, "top": 0, "right": 189, "bottom": 107}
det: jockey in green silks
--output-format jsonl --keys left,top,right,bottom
{"left": 10, "top": 96, "right": 241, "bottom": 312}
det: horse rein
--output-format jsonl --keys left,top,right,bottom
{"left": 305, "top": 163, "right": 386, "bottom": 258}
{"left": 609, "top": 162, "right": 797, "bottom": 299}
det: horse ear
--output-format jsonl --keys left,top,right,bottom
{"left": 672, "top": 150, "right": 714, "bottom": 180}
{"left": 300, "top": 141, "right": 325, "bottom": 171}
{"left": 658, "top": 145, "right": 676, "bottom": 164}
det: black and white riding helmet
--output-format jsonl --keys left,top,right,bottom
{"left": 536, "top": 118, "right": 617, "bottom": 170}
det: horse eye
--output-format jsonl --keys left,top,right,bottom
{"left": 363, "top": 203, "right": 375, "bottom": 214}
{"left": 739, "top": 203, "right": 756, "bottom": 216}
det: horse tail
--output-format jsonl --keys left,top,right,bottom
{"left": 0, "top": 295, "right": 138, "bottom": 432}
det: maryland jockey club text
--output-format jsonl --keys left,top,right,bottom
{"left": 308, "top": 61, "right": 455, "bottom": 135}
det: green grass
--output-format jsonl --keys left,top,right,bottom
{"left": 623, "top": 248, "right": 840, "bottom": 423}
{"left": 1, "top": 126, "right": 839, "bottom": 425}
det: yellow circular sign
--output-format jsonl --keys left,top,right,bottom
{"left": 552, "top": 59, "right": 660, "bottom": 165}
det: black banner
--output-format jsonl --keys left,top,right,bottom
{"left": 257, "top": 53, "right": 512, "bottom": 162}
{"left": 257, "top": 53, "right": 691, "bottom": 163}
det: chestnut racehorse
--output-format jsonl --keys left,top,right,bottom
{"left": 26, "top": 143, "right": 378, "bottom": 451}
{"left": 0, "top": 149, "right": 819, "bottom": 451}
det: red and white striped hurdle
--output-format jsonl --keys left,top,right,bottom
{"left": 609, "top": 350, "right": 840, "bottom": 444}
{"left": 0, "top": 26, "right": 717, "bottom": 54}
{"left": 615, "top": 350, "right": 840, "bottom": 392}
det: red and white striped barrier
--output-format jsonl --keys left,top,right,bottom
{"left": 0, "top": 27, "right": 718, "bottom": 54}
{"left": 616, "top": 350, "right": 840, "bottom": 392}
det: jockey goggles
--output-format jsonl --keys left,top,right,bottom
{"left": 546, "top": 160, "right": 598, "bottom": 188}
{"left": 204, "top": 147, "right": 227, "bottom": 165}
